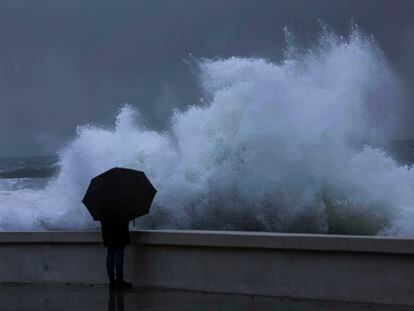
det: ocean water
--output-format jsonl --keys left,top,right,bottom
{"left": 1, "top": 25, "right": 414, "bottom": 235}
{"left": 0, "top": 156, "right": 58, "bottom": 190}
{"left": 1, "top": 141, "right": 413, "bottom": 233}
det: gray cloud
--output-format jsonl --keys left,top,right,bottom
{"left": 1, "top": 0, "right": 414, "bottom": 157}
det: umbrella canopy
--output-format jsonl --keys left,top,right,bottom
{"left": 82, "top": 167, "right": 157, "bottom": 222}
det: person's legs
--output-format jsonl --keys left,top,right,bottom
{"left": 106, "top": 247, "right": 116, "bottom": 284}
{"left": 114, "top": 245, "right": 132, "bottom": 288}
{"left": 114, "top": 245, "right": 125, "bottom": 280}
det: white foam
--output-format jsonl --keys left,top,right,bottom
{"left": 1, "top": 25, "right": 413, "bottom": 235}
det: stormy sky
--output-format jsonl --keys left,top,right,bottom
{"left": 1, "top": 0, "right": 414, "bottom": 158}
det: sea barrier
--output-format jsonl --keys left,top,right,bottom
{"left": 1, "top": 230, "right": 414, "bottom": 305}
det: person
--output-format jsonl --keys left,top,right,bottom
{"left": 100, "top": 215, "right": 133, "bottom": 289}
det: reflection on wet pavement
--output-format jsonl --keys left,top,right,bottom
{"left": 0, "top": 285, "right": 412, "bottom": 311}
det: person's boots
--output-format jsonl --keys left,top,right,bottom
{"left": 115, "top": 278, "right": 132, "bottom": 289}
{"left": 109, "top": 276, "right": 117, "bottom": 289}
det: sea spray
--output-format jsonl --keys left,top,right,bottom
{"left": 1, "top": 25, "right": 413, "bottom": 235}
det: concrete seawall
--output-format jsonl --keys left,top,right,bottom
{"left": 1, "top": 230, "right": 414, "bottom": 305}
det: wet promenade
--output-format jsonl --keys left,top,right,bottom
{"left": 0, "top": 285, "right": 412, "bottom": 311}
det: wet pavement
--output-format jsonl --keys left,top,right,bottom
{"left": 0, "top": 285, "right": 413, "bottom": 311}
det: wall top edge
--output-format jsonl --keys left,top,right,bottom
{"left": 0, "top": 230, "right": 413, "bottom": 254}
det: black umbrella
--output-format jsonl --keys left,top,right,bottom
{"left": 82, "top": 167, "right": 157, "bottom": 222}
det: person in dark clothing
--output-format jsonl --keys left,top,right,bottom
{"left": 101, "top": 218, "right": 132, "bottom": 289}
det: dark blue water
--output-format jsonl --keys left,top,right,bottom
{"left": 0, "top": 155, "right": 58, "bottom": 191}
